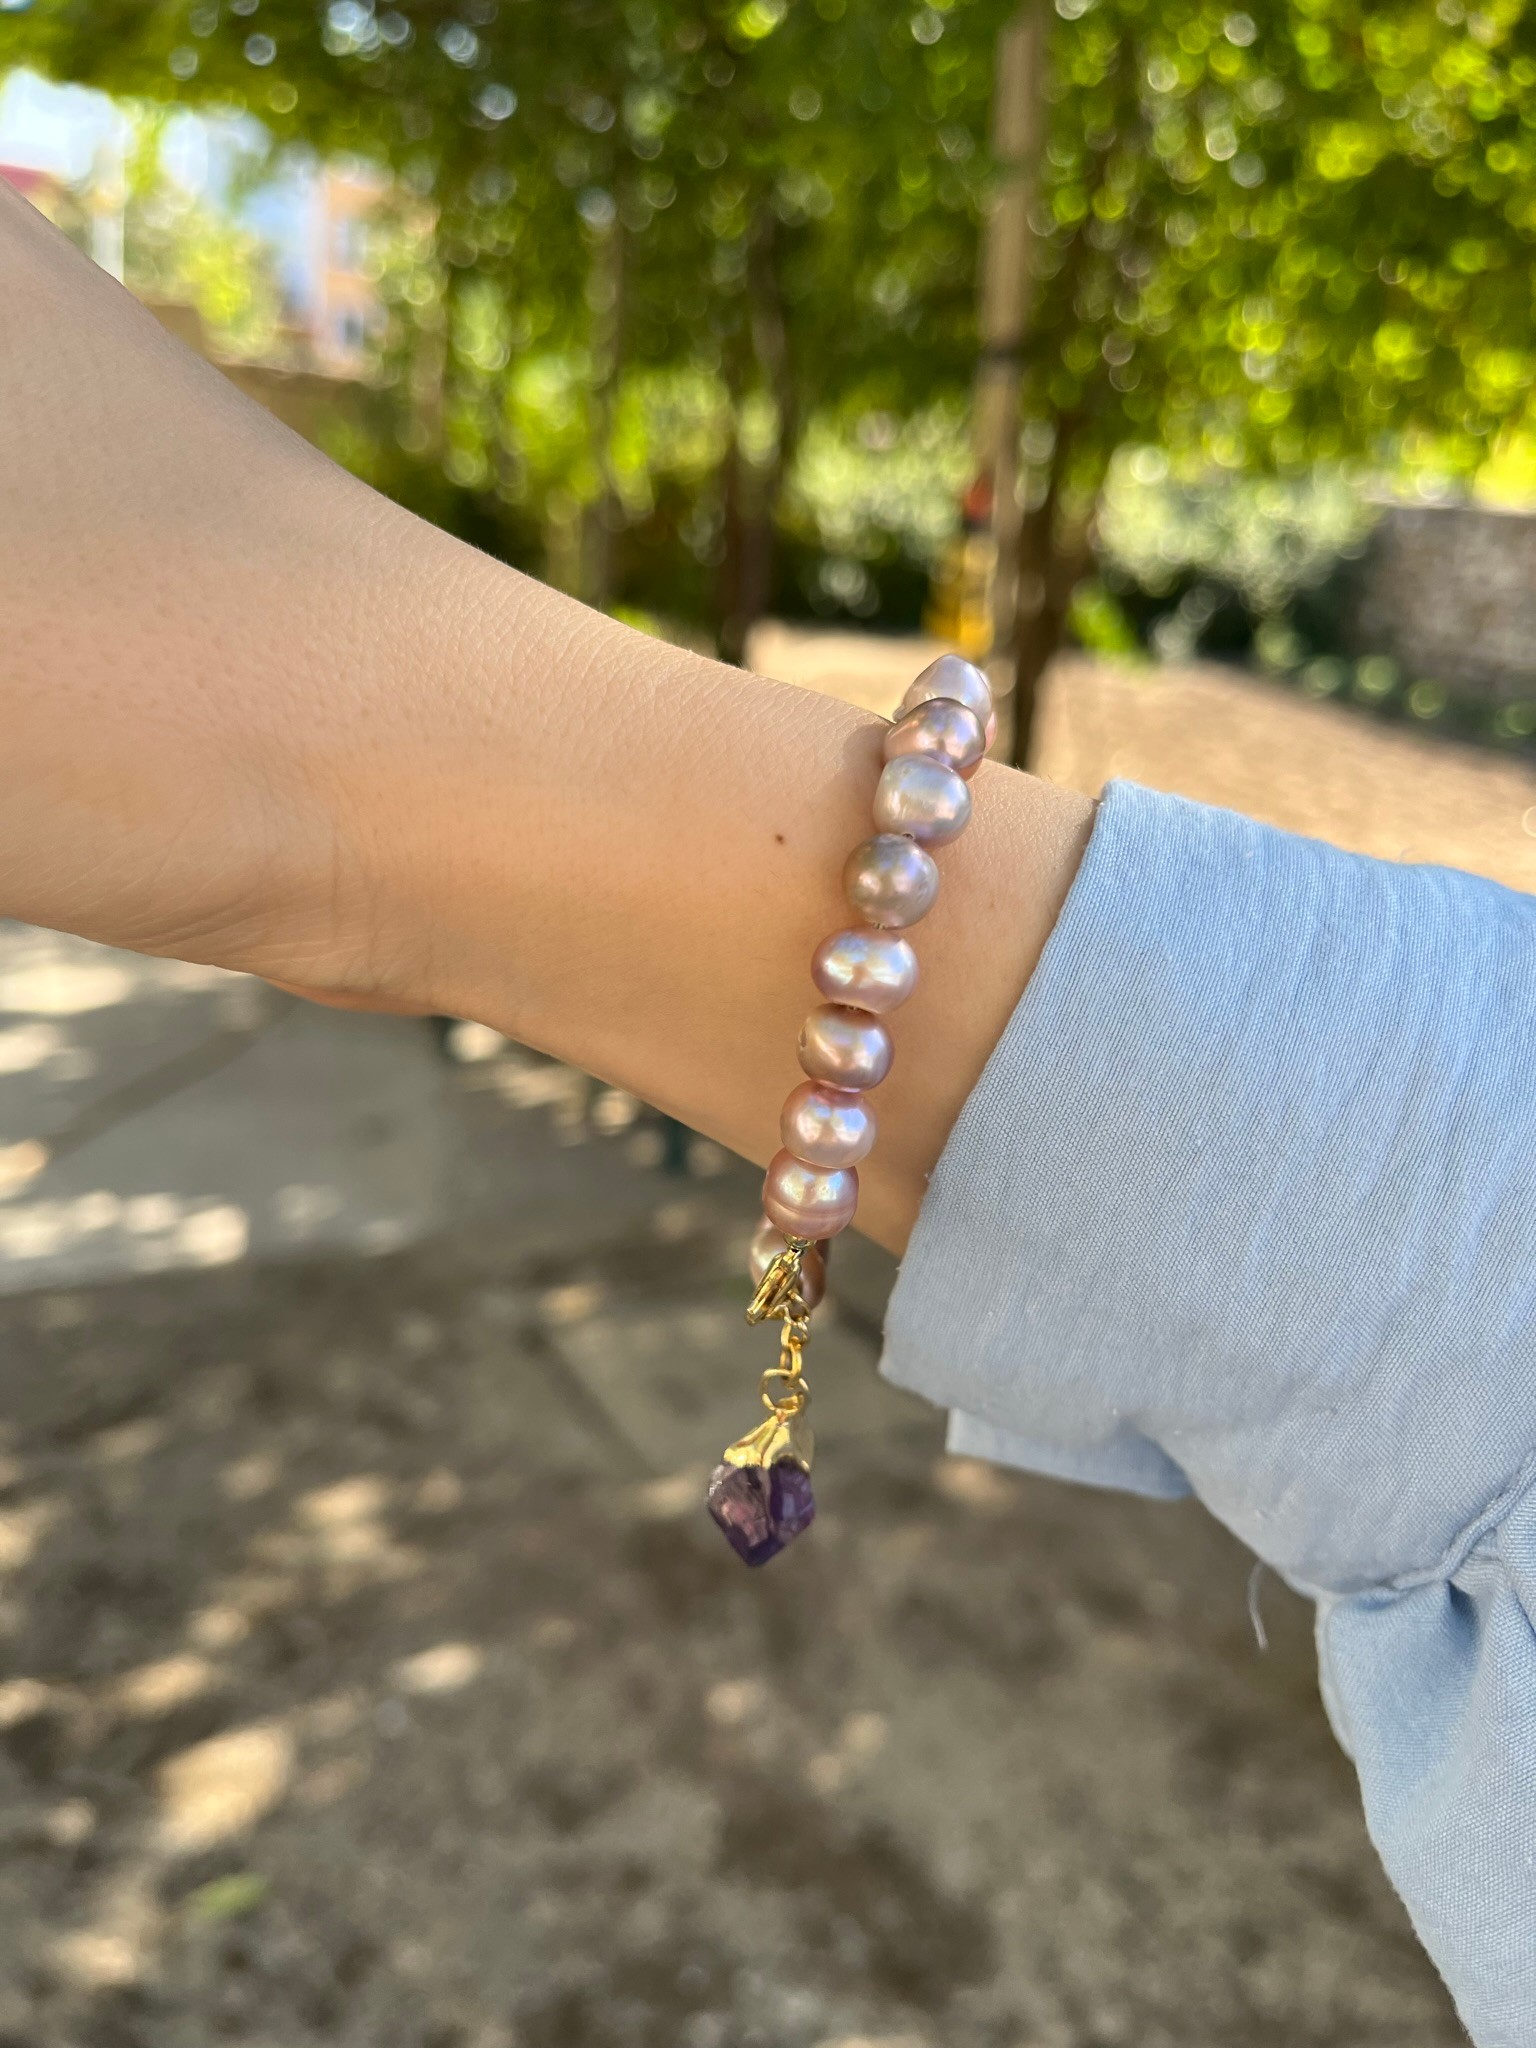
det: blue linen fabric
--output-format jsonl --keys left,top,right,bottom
{"left": 880, "top": 779, "right": 1536, "bottom": 2046}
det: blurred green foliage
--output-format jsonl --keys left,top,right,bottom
{"left": 1026, "top": 0, "right": 1536, "bottom": 520}
{"left": 1278, "top": 636, "right": 1536, "bottom": 751}
{"left": 6, "top": 0, "right": 1011, "bottom": 646}
{"left": 118, "top": 104, "right": 290, "bottom": 356}
{"left": 1097, "top": 459, "right": 1373, "bottom": 618}
{"left": 181, "top": 1872, "right": 272, "bottom": 1924}
{"left": 6, "top": 0, "right": 1536, "bottom": 657}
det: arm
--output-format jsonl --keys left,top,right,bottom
{"left": 0, "top": 182, "right": 1092, "bottom": 1254}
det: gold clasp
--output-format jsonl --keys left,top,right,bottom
{"left": 746, "top": 1239, "right": 813, "bottom": 1325}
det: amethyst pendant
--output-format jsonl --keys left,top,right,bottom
{"left": 707, "top": 1459, "right": 816, "bottom": 1566}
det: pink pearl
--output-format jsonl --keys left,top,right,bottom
{"left": 898, "top": 654, "right": 993, "bottom": 727}
{"left": 763, "top": 1150, "right": 859, "bottom": 1239}
{"left": 873, "top": 756, "right": 972, "bottom": 846}
{"left": 798, "top": 1004, "right": 893, "bottom": 1089}
{"left": 984, "top": 710, "right": 999, "bottom": 750}
{"left": 780, "top": 1080, "right": 876, "bottom": 1168}
{"left": 843, "top": 834, "right": 940, "bottom": 929}
{"left": 811, "top": 928, "right": 918, "bottom": 1014}
{"left": 749, "top": 1217, "right": 827, "bottom": 1308}
{"left": 885, "top": 698, "right": 986, "bottom": 779}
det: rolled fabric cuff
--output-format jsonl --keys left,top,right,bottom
{"left": 880, "top": 779, "right": 1536, "bottom": 1596}
{"left": 944, "top": 1409, "right": 1190, "bottom": 1500}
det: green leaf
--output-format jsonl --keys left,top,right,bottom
{"left": 183, "top": 1873, "right": 271, "bottom": 1924}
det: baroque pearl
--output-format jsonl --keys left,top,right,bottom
{"left": 780, "top": 1080, "right": 876, "bottom": 1169}
{"left": 749, "top": 1217, "right": 826, "bottom": 1309}
{"left": 798, "top": 1003, "right": 893, "bottom": 1090}
{"left": 873, "top": 755, "right": 972, "bottom": 846}
{"left": 885, "top": 697, "right": 987, "bottom": 779}
{"left": 762, "top": 1150, "right": 859, "bottom": 1239}
{"left": 898, "top": 653, "right": 993, "bottom": 728}
{"left": 811, "top": 928, "right": 918, "bottom": 1014}
{"left": 843, "top": 834, "right": 940, "bottom": 929}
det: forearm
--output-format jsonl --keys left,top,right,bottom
{"left": 355, "top": 563, "right": 1093, "bottom": 1248}
{"left": 0, "top": 185, "right": 1093, "bottom": 1252}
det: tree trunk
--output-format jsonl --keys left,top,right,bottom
{"left": 581, "top": 213, "right": 627, "bottom": 612}
{"left": 1006, "top": 33, "right": 1132, "bottom": 765}
{"left": 717, "top": 205, "right": 793, "bottom": 667}
{"left": 409, "top": 243, "right": 449, "bottom": 465}
{"left": 718, "top": 462, "right": 776, "bottom": 667}
{"left": 972, "top": 4, "right": 1048, "bottom": 699}
{"left": 1009, "top": 507, "right": 1069, "bottom": 764}
{"left": 1008, "top": 415, "right": 1083, "bottom": 767}
{"left": 718, "top": 430, "right": 782, "bottom": 668}
{"left": 716, "top": 335, "right": 752, "bottom": 666}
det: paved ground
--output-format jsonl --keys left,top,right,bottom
{"left": 0, "top": 929, "right": 450, "bottom": 1294}
{"left": 0, "top": 1096, "right": 1462, "bottom": 2048}
{"left": 756, "top": 623, "right": 1536, "bottom": 891}
{"left": 2, "top": 643, "right": 1515, "bottom": 2047}
{"left": 1034, "top": 652, "right": 1536, "bottom": 891}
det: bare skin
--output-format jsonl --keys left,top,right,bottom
{"left": 0, "top": 184, "right": 1093, "bottom": 1253}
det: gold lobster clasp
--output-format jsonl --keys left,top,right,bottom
{"left": 745, "top": 1238, "right": 813, "bottom": 1326}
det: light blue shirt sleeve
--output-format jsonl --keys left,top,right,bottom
{"left": 880, "top": 779, "right": 1536, "bottom": 2048}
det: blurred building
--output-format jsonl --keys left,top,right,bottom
{"left": 1, "top": 159, "right": 79, "bottom": 230}
{"left": 5, "top": 150, "right": 383, "bottom": 441}
{"left": 308, "top": 162, "right": 385, "bottom": 374}
{"left": 4, "top": 138, "right": 126, "bottom": 275}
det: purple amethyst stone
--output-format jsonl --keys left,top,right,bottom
{"left": 707, "top": 1460, "right": 816, "bottom": 1566}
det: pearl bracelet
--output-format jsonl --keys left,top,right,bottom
{"left": 708, "top": 654, "right": 996, "bottom": 1565}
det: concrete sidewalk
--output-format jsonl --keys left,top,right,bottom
{"left": 0, "top": 925, "right": 451, "bottom": 1293}
{"left": 0, "top": 1090, "right": 1459, "bottom": 2048}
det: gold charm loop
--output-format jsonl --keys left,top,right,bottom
{"left": 760, "top": 1366, "right": 808, "bottom": 1414}
{"left": 723, "top": 1237, "right": 818, "bottom": 1473}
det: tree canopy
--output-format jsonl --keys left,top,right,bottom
{"left": 7, "top": 0, "right": 1535, "bottom": 673}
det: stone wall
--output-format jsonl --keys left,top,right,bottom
{"left": 1347, "top": 501, "right": 1536, "bottom": 701}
